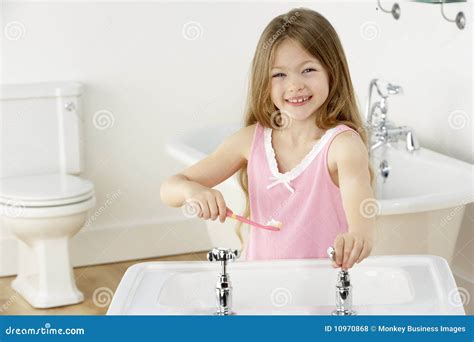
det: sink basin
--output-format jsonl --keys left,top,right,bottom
{"left": 107, "top": 255, "right": 465, "bottom": 315}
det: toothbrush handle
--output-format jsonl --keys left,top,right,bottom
{"left": 226, "top": 208, "right": 279, "bottom": 232}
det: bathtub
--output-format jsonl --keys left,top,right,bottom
{"left": 166, "top": 123, "right": 473, "bottom": 264}
{"left": 107, "top": 255, "right": 465, "bottom": 315}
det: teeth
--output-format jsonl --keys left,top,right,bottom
{"left": 287, "top": 96, "right": 310, "bottom": 103}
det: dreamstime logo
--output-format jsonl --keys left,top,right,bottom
{"left": 181, "top": 198, "right": 201, "bottom": 218}
{"left": 270, "top": 110, "right": 292, "bottom": 130}
{"left": 182, "top": 21, "right": 203, "bottom": 41}
{"left": 448, "top": 110, "right": 470, "bottom": 130}
{"left": 262, "top": 12, "right": 300, "bottom": 50}
{"left": 93, "top": 110, "right": 115, "bottom": 130}
{"left": 4, "top": 21, "right": 26, "bottom": 40}
{"left": 360, "top": 21, "right": 380, "bottom": 41}
{"left": 0, "top": 294, "right": 17, "bottom": 313}
{"left": 92, "top": 287, "right": 114, "bottom": 308}
{"left": 83, "top": 189, "right": 123, "bottom": 230}
{"left": 359, "top": 198, "right": 380, "bottom": 218}
{"left": 437, "top": 199, "right": 470, "bottom": 230}
{"left": 270, "top": 287, "right": 292, "bottom": 307}
{"left": 448, "top": 287, "right": 470, "bottom": 307}
{"left": 2, "top": 199, "right": 26, "bottom": 218}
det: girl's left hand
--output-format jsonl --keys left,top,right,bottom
{"left": 332, "top": 232, "right": 373, "bottom": 270}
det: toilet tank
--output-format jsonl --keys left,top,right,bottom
{"left": 0, "top": 82, "right": 85, "bottom": 178}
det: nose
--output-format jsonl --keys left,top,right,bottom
{"left": 287, "top": 75, "right": 304, "bottom": 93}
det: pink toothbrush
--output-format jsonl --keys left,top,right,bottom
{"left": 226, "top": 208, "right": 282, "bottom": 231}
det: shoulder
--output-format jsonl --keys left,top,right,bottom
{"left": 330, "top": 127, "right": 369, "bottom": 166}
{"left": 240, "top": 123, "right": 258, "bottom": 139}
{"left": 231, "top": 123, "right": 257, "bottom": 145}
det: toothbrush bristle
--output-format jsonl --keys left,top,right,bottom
{"left": 266, "top": 219, "right": 283, "bottom": 229}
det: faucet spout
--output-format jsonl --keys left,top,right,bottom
{"left": 365, "top": 79, "right": 419, "bottom": 155}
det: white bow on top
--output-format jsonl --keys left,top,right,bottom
{"left": 266, "top": 174, "right": 295, "bottom": 194}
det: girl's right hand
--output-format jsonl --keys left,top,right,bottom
{"left": 183, "top": 183, "right": 227, "bottom": 223}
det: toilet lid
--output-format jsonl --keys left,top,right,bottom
{"left": 0, "top": 173, "right": 94, "bottom": 204}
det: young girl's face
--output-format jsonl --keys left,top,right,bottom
{"left": 270, "top": 38, "right": 330, "bottom": 122}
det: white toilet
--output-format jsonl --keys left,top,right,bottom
{"left": 0, "top": 82, "right": 96, "bottom": 308}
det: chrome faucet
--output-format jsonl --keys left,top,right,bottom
{"left": 207, "top": 247, "right": 240, "bottom": 315}
{"left": 365, "top": 79, "right": 420, "bottom": 155}
{"left": 327, "top": 247, "right": 356, "bottom": 316}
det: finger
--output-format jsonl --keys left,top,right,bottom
{"left": 346, "top": 239, "right": 363, "bottom": 269}
{"left": 356, "top": 240, "right": 372, "bottom": 263}
{"left": 342, "top": 236, "right": 354, "bottom": 270}
{"left": 192, "top": 200, "right": 203, "bottom": 218}
{"left": 200, "top": 200, "right": 210, "bottom": 220}
{"left": 208, "top": 197, "right": 219, "bottom": 221}
{"left": 334, "top": 235, "right": 344, "bottom": 266}
{"left": 332, "top": 261, "right": 339, "bottom": 268}
{"left": 215, "top": 192, "right": 227, "bottom": 223}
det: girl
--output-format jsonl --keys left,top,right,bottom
{"left": 161, "top": 8, "right": 376, "bottom": 270}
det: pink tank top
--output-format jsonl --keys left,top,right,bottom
{"left": 244, "top": 122, "right": 358, "bottom": 260}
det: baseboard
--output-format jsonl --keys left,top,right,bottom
{"left": 0, "top": 217, "right": 213, "bottom": 277}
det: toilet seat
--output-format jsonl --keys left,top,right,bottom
{"left": 0, "top": 190, "right": 95, "bottom": 207}
{"left": 0, "top": 173, "right": 94, "bottom": 207}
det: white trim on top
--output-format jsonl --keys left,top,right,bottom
{"left": 263, "top": 125, "right": 341, "bottom": 192}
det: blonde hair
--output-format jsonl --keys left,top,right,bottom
{"left": 235, "top": 8, "right": 375, "bottom": 246}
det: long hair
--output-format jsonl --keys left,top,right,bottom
{"left": 235, "top": 8, "right": 375, "bottom": 247}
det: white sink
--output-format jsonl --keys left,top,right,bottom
{"left": 107, "top": 255, "right": 465, "bottom": 315}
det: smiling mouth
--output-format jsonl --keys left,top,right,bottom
{"left": 285, "top": 95, "right": 312, "bottom": 105}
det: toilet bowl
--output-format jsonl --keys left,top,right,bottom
{"left": 0, "top": 173, "right": 96, "bottom": 308}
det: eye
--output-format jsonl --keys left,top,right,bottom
{"left": 303, "top": 68, "right": 316, "bottom": 74}
{"left": 272, "top": 73, "right": 286, "bottom": 78}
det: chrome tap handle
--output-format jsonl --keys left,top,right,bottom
{"left": 207, "top": 248, "right": 240, "bottom": 315}
{"left": 327, "top": 246, "right": 356, "bottom": 315}
{"left": 327, "top": 246, "right": 336, "bottom": 261}
{"left": 375, "top": 80, "right": 403, "bottom": 99}
{"left": 207, "top": 248, "right": 240, "bottom": 263}
{"left": 207, "top": 248, "right": 240, "bottom": 274}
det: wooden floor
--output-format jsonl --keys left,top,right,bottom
{"left": 0, "top": 252, "right": 208, "bottom": 315}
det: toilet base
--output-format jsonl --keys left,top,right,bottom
{"left": 3, "top": 212, "right": 89, "bottom": 309}
{"left": 12, "top": 275, "right": 84, "bottom": 309}
{"left": 12, "top": 237, "right": 85, "bottom": 309}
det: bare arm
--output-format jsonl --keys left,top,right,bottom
{"left": 331, "top": 131, "right": 376, "bottom": 270}
{"left": 160, "top": 125, "right": 255, "bottom": 221}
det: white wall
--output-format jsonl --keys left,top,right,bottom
{"left": 1, "top": 0, "right": 472, "bottom": 300}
